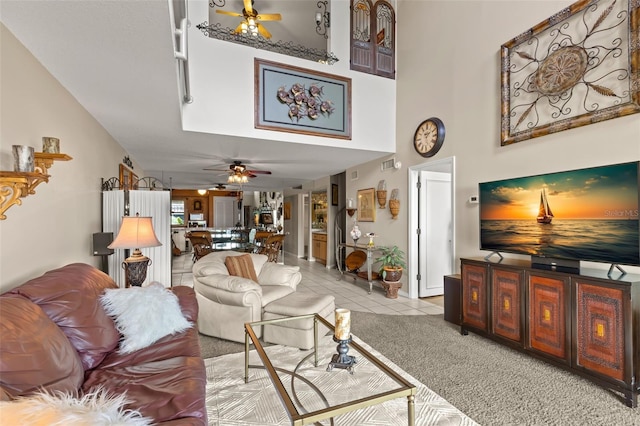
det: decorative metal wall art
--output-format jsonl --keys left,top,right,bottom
{"left": 255, "top": 59, "right": 352, "bottom": 139}
{"left": 500, "top": 0, "right": 640, "bottom": 146}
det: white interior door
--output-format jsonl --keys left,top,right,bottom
{"left": 418, "top": 171, "right": 453, "bottom": 297}
{"left": 214, "top": 197, "right": 236, "bottom": 228}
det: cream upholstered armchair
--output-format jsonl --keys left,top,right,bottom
{"left": 192, "top": 251, "right": 302, "bottom": 343}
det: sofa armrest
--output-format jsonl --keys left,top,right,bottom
{"left": 194, "top": 275, "right": 262, "bottom": 308}
{"left": 258, "top": 263, "right": 302, "bottom": 290}
{"left": 196, "top": 274, "right": 262, "bottom": 293}
{"left": 171, "top": 286, "right": 198, "bottom": 323}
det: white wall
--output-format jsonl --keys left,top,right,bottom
{"left": 346, "top": 0, "right": 640, "bottom": 283}
{"left": 355, "top": 0, "right": 639, "bottom": 278}
{"left": 0, "top": 24, "right": 136, "bottom": 292}
{"left": 182, "top": 0, "right": 396, "bottom": 154}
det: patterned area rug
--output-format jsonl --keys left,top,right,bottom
{"left": 204, "top": 334, "right": 478, "bottom": 425}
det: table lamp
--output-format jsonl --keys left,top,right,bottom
{"left": 108, "top": 213, "right": 162, "bottom": 287}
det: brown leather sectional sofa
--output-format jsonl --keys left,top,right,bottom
{"left": 0, "top": 263, "right": 207, "bottom": 425}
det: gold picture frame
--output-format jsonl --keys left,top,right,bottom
{"left": 119, "top": 164, "right": 138, "bottom": 190}
{"left": 357, "top": 188, "right": 376, "bottom": 222}
{"left": 500, "top": 0, "right": 640, "bottom": 146}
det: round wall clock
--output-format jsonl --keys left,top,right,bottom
{"left": 413, "top": 117, "right": 445, "bottom": 158}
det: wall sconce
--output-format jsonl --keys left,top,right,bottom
{"left": 389, "top": 188, "right": 400, "bottom": 219}
{"left": 346, "top": 197, "right": 357, "bottom": 217}
{"left": 376, "top": 180, "right": 387, "bottom": 209}
{"left": 315, "top": 1, "right": 330, "bottom": 39}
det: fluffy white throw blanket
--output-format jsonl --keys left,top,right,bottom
{"left": 0, "top": 388, "right": 151, "bottom": 426}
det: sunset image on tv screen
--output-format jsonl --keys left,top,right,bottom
{"left": 479, "top": 162, "right": 640, "bottom": 265}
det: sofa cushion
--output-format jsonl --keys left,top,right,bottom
{"left": 6, "top": 263, "right": 120, "bottom": 370}
{"left": 258, "top": 262, "right": 301, "bottom": 287}
{"left": 82, "top": 356, "right": 207, "bottom": 425}
{"left": 225, "top": 254, "right": 259, "bottom": 282}
{"left": 260, "top": 285, "right": 296, "bottom": 306}
{"left": 0, "top": 297, "right": 84, "bottom": 398}
{"left": 100, "top": 283, "right": 192, "bottom": 354}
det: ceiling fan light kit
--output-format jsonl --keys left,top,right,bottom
{"left": 215, "top": 0, "right": 280, "bottom": 39}
{"left": 204, "top": 160, "right": 271, "bottom": 187}
{"left": 198, "top": 0, "right": 338, "bottom": 64}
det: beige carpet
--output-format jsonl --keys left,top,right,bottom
{"left": 204, "top": 334, "right": 478, "bottom": 425}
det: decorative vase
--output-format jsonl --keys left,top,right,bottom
{"left": 389, "top": 199, "right": 400, "bottom": 219}
{"left": 383, "top": 267, "right": 403, "bottom": 283}
{"left": 12, "top": 145, "right": 34, "bottom": 172}
{"left": 350, "top": 225, "right": 361, "bottom": 245}
{"left": 381, "top": 280, "right": 402, "bottom": 299}
{"left": 42, "top": 137, "right": 60, "bottom": 153}
{"left": 376, "top": 190, "right": 387, "bottom": 209}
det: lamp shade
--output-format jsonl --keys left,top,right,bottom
{"left": 108, "top": 216, "right": 162, "bottom": 250}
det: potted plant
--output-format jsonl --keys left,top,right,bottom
{"left": 375, "top": 245, "right": 407, "bottom": 282}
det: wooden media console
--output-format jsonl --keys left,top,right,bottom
{"left": 460, "top": 257, "right": 640, "bottom": 407}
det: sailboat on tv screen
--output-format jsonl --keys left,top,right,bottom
{"left": 537, "top": 188, "right": 554, "bottom": 224}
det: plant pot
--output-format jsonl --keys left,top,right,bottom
{"left": 376, "top": 190, "right": 387, "bottom": 209}
{"left": 389, "top": 199, "right": 400, "bottom": 219}
{"left": 383, "top": 266, "right": 402, "bottom": 283}
{"left": 381, "top": 280, "right": 402, "bottom": 299}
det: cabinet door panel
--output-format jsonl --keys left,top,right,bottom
{"left": 492, "top": 268, "right": 523, "bottom": 344}
{"left": 462, "top": 262, "right": 488, "bottom": 331}
{"left": 575, "top": 280, "right": 627, "bottom": 382}
{"left": 527, "top": 273, "right": 570, "bottom": 362}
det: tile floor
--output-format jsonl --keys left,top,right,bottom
{"left": 172, "top": 251, "right": 444, "bottom": 316}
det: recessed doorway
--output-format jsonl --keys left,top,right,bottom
{"left": 408, "top": 157, "right": 455, "bottom": 299}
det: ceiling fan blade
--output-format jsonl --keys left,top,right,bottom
{"left": 243, "top": 0, "right": 253, "bottom": 15}
{"left": 257, "top": 23, "right": 272, "bottom": 39}
{"left": 232, "top": 22, "right": 244, "bottom": 34}
{"left": 215, "top": 10, "right": 243, "bottom": 17}
{"left": 257, "top": 13, "right": 281, "bottom": 21}
{"left": 246, "top": 169, "right": 272, "bottom": 175}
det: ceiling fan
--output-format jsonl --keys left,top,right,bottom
{"left": 216, "top": 0, "right": 281, "bottom": 39}
{"left": 203, "top": 160, "right": 272, "bottom": 184}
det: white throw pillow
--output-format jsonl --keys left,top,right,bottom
{"left": 0, "top": 387, "right": 152, "bottom": 425}
{"left": 100, "top": 282, "right": 192, "bottom": 354}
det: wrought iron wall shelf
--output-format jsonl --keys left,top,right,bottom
{"left": 0, "top": 152, "right": 72, "bottom": 220}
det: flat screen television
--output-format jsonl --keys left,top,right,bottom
{"left": 479, "top": 161, "right": 640, "bottom": 271}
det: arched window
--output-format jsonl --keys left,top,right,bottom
{"left": 350, "top": 0, "right": 395, "bottom": 79}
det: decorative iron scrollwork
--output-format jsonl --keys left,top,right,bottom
{"left": 196, "top": 21, "right": 339, "bottom": 65}
{"left": 101, "top": 176, "right": 168, "bottom": 191}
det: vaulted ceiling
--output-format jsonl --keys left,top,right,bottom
{"left": 1, "top": 0, "right": 391, "bottom": 193}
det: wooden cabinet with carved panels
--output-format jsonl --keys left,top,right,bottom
{"left": 460, "top": 258, "right": 640, "bottom": 408}
{"left": 574, "top": 277, "right": 631, "bottom": 386}
{"left": 461, "top": 260, "right": 488, "bottom": 332}
{"left": 492, "top": 266, "right": 525, "bottom": 346}
{"left": 526, "top": 271, "right": 571, "bottom": 364}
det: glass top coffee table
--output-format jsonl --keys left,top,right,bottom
{"left": 244, "top": 314, "right": 416, "bottom": 426}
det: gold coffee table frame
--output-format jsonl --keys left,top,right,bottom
{"left": 244, "top": 314, "right": 416, "bottom": 426}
